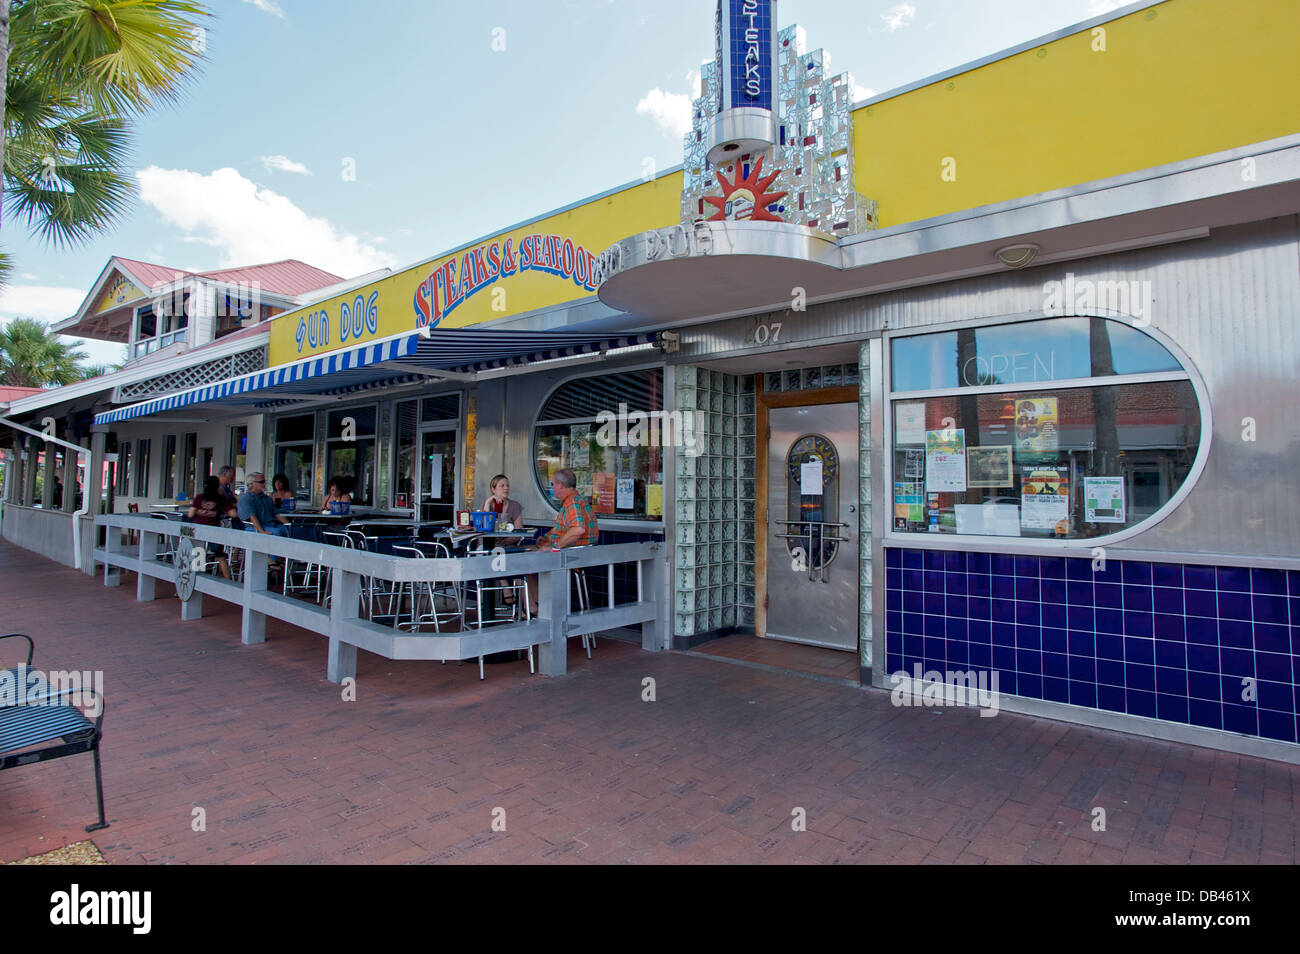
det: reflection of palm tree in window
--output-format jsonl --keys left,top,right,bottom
{"left": 1090, "top": 318, "right": 1120, "bottom": 475}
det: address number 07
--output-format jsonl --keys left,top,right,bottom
{"left": 753, "top": 321, "right": 783, "bottom": 345}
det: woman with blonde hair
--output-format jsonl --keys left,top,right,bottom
{"left": 480, "top": 473, "right": 523, "bottom": 526}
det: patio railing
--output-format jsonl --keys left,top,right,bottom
{"left": 92, "top": 514, "right": 667, "bottom": 683}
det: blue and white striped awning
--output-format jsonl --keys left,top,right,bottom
{"left": 94, "top": 327, "right": 660, "bottom": 425}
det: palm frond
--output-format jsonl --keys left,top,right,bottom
{"left": 9, "top": 0, "right": 213, "bottom": 117}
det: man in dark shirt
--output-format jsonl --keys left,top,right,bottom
{"left": 217, "top": 465, "right": 238, "bottom": 503}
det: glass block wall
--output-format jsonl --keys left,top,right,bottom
{"left": 673, "top": 367, "right": 758, "bottom": 641}
{"left": 858, "top": 340, "right": 873, "bottom": 671}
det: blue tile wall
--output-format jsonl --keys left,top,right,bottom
{"left": 884, "top": 548, "right": 1299, "bottom": 745}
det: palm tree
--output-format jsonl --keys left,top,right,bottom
{"left": 3, "top": 1, "right": 211, "bottom": 265}
{"left": 0, "top": 316, "right": 87, "bottom": 386}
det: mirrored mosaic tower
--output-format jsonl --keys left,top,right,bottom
{"left": 683, "top": 20, "right": 878, "bottom": 237}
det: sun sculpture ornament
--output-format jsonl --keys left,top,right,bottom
{"left": 704, "top": 154, "right": 788, "bottom": 223}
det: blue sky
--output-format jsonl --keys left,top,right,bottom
{"left": 1, "top": 0, "right": 1125, "bottom": 363}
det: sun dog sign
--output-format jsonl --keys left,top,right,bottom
{"left": 413, "top": 232, "right": 600, "bottom": 330}
{"left": 295, "top": 290, "right": 378, "bottom": 353}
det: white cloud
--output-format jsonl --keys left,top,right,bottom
{"left": 20, "top": 273, "right": 39, "bottom": 281}
{"left": 1087, "top": 0, "right": 1123, "bottom": 14}
{"left": 853, "top": 83, "right": 876, "bottom": 103}
{"left": 260, "top": 154, "right": 311, "bottom": 176}
{"left": 0, "top": 285, "right": 86, "bottom": 325}
{"left": 636, "top": 87, "right": 693, "bottom": 139}
{"left": 242, "top": 0, "right": 286, "bottom": 20}
{"left": 64, "top": 336, "right": 127, "bottom": 366}
{"left": 881, "top": 3, "right": 917, "bottom": 32}
{"left": 135, "top": 166, "right": 398, "bottom": 279}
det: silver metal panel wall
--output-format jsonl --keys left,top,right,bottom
{"left": 676, "top": 216, "right": 1300, "bottom": 560}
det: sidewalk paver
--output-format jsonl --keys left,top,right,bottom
{"left": 0, "top": 540, "right": 1296, "bottom": 864}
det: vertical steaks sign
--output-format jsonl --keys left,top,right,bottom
{"left": 412, "top": 232, "right": 598, "bottom": 330}
{"left": 723, "top": 0, "right": 775, "bottom": 111}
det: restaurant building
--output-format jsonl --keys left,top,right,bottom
{"left": 3, "top": 0, "right": 1299, "bottom": 761}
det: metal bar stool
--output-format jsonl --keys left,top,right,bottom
{"left": 463, "top": 572, "right": 532, "bottom": 680}
{"left": 391, "top": 543, "right": 462, "bottom": 633}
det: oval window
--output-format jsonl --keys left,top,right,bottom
{"left": 888, "top": 317, "right": 1203, "bottom": 540}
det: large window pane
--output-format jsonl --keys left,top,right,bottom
{"left": 891, "top": 317, "right": 1183, "bottom": 391}
{"left": 276, "top": 414, "right": 315, "bottom": 443}
{"left": 325, "top": 440, "right": 373, "bottom": 506}
{"left": 533, "top": 369, "right": 665, "bottom": 521}
{"left": 162, "top": 435, "right": 176, "bottom": 498}
{"left": 394, "top": 400, "right": 417, "bottom": 506}
{"left": 135, "top": 440, "right": 151, "bottom": 497}
{"left": 327, "top": 406, "right": 375, "bottom": 438}
{"left": 275, "top": 446, "right": 313, "bottom": 500}
{"left": 890, "top": 381, "right": 1200, "bottom": 539}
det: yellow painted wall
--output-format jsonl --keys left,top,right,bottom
{"left": 269, "top": 172, "right": 681, "bottom": 364}
{"left": 852, "top": 0, "right": 1300, "bottom": 227}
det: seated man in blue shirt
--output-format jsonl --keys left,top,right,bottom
{"left": 237, "top": 472, "right": 290, "bottom": 537}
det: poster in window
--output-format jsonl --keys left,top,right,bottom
{"left": 893, "top": 481, "right": 924, "bottom": 525}
{"left": 645, "top": 483, "right": 663, "bottom": 517}
{"left": 924, "top": 429, "right": 966, "bottom": 492}
{"left": 616, "top": 477, "right": 634, "bottom": 510}
{"left": 894, "top": 403, "right": 927, "bottom": 445}
{"left": 593, "top": 472, "right": 616, "bottom": 514}
{"left": 570, "top": 426, "right": 590, "bottom": 468}
{"left": 1014, "top": 398, "right": 1059, "bottom": 456}
{"left": 1020, "top": 466, "right": 1069, "bottom": 532}
{"left": 966, "top": 445, "right": 1013, "bottom": 487}
{"left": 903, "top": 448, "right": 924, "bottom": 479}
{"left": 576, "top": 472, "right": 593, "bottom": 501}
{"left": 615, "top": 447, "right": 635, "bottom": 478}
{"left": 1084, "top": 476, "right": 1126, "bottom": 523}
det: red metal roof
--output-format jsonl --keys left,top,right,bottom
{"left": 0, "top": 386, "right": 47, "bottom": 402}
{"left": 197, "top": 260, "right": 343, "bottom": 296}
{"left": 113, "top": 257, "right": 193, "bottom": 290}
{"left": 109, "top": 257, "right": 342, "bottom": 298}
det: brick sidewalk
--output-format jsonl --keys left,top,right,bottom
{"left": 0, "top": 541, "right": 1295, "bottom": 864}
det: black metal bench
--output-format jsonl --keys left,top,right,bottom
{"left": 0, "top": 633, "right": 108, "bottom": 833}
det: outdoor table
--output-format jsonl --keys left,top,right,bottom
{"left": 458, "top": 529, "right": 541, "bottom": 553}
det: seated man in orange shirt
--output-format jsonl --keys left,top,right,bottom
{"left": 525, "top": 468, "right": 597, "bottom": 616}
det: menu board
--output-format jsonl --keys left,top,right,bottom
{"left": 593, "top": 472, "right": 616, "bottom": 513}
{"left": 925, "top": 429, "right": 966, "bottom": 492}
{"left": 1084, "top": 476, "right": 1125, "bottom": 523}
{"left": 1020, "top": 466, "right": 1069, "bottom": 532}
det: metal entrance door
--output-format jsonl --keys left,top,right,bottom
{"left": 765, "top": 403, "right": 859, "bottom": 650}
{"left": 418, "top": 429, "right": 457, "bottom": 524}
